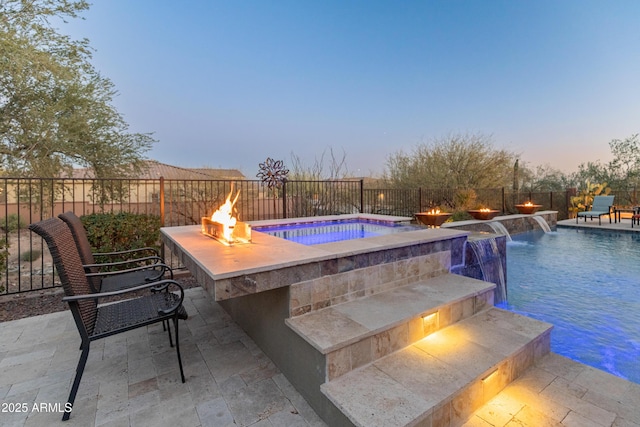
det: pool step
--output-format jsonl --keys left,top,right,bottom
{"left": 321, "top": 307, "right": 553, "bottom": 427}
{"left": 285, "top": 273, "right": 496, "bottom": 381}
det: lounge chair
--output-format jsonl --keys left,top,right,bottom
{"left": 29, "top": 217, "right": 187, "bottom": 421}
{"left": 576, "top": 195, "right": 614, "bottom": 225}
{"left": 58, "top": 212, "right": 172, "bottom": 293}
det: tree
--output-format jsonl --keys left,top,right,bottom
{"left": 521, "top": 163, "right": 573, "bottom": 192}
{"left": 571, "top": 161, "right": 610, "bottom": 190}
{"left": 607, "top": 134, "right": 640, "bottom": 189}
{"left": 0, "top": 0, "right": 154, "bottom": 178}
{"left": 384, "top": 132, "right": 518, "bottom": 189}
{"left": 289, "top": 146, "right": 350, "bottom": 180}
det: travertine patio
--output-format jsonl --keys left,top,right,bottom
{"left": 1, "top": 284, "right": 639, "bottom": 426}
{"left": 0, "top": 286, "right": 327, "bottom": 427}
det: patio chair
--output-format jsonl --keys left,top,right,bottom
{"left": 576, "top": 195, "right": 615, "bottom": 225}
{"left": 29, "top": 217, "right": 187, "bottom": 421}
{"left": 58, "top": 212, "right": 172, "bottom": 293}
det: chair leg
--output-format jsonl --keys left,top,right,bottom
{"left": 173, "top": 316, "right": 186, "bottom": 383}
{"left": 63, "top": 342, "right": 90, "bottom": 421}
{"left": 166, "top": 318, "right": 174, "bottom": 348}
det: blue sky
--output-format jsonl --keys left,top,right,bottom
{"left": 63, "top": 1, "right": 640, "bottom": 177}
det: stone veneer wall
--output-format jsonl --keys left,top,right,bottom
{"left": 210, "top": 233, "right": 467, "bottom": 302}
{"left": 445, "top": 211, "right": 557, "bottom": 236}
{"left": 289, "top": 251, "right": 451, "bottom": 317}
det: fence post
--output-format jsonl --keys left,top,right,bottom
{"left": 159, "top": 176, "right": 165, "bottom": 227}
{"left": 159, "top": 176, "right": 165, "bottom": 260}
{"left": 360, "top": 179, "right": 364, "bottom": 213}
{"left": 282, "top": 180, "right": 287, "bottom": 219}
{"left": 419, "top": 187, "right": 422, "bottom": 212}
{"left": 549, "top": 191, "right": 553, "bottom": 210}
{"left": 501, "top": 187, "right": 506, "bottom": 212}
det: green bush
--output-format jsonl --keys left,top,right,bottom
{"left": 80, "top": 213, "right": 162, "bottom": 262}
{"left": 20, "top": 249, "right": 41, "bottom": 262}
{"left": 451, "top": 210, "right": 473, "bottom": 222}
{"left": 1, "top": 214, "right": 26, "bottom": 233}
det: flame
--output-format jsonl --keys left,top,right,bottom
{"left": 210, "top": 189, "right": 240, "bottom": 243}
{"left": 524, "top": 201, "right": 534, "bottom": 206}
{"left": 427, "top": 208, "right": 441, "bottom": 215}
{"left": 479, "top": 208, "right": 491, "bottom": 212}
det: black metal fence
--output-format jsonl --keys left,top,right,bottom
{"left": 1, "top": 176, "right": 632, "bottom": 295}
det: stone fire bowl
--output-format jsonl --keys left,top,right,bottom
{"left": 515, "top": 204, "right": 542, "bottom": 215}
{"left": 414, "top": 212, "right": 453, "bottom": 227}
{"left": 467, "top": 210, "right": 501, "bottom": 220}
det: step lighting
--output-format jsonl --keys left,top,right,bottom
{"left": 422, "top": 312, "right": 439, "bottom": 334}
{"left": 481, "top": 368, "right": 498, "bottom": 383}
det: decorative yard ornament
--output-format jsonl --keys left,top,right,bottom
{"left": 257, "top": 157, "right": 289, "bottom": 189}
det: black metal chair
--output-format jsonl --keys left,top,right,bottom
{"left": 58, "top": 212, "right": 173, "bottom": 293}
{"left": 29, "top": 217, "right": 187, "bottom": 421}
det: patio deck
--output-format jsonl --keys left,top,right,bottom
{"left": 0, "top": 287, "right": 327, "bottom": 427}
{"left": 558, "top": 216, "right": 640, "bottom": 232}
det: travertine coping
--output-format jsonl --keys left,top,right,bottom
{"left": 161, "top": 224, "right": 469, "bottom": 301}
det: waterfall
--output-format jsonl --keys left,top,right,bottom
{"left": 467, "top": 238, "right": 507, "bottom": 304}
{"left": 487, "top": 221, "right": 512, "bottom": 242}
{"left": 531, "top": 215, "right": 552, "bottom": 233}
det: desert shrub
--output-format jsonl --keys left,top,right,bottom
{"left": 80, "top": 213, "right": 161, "bottom": 262}
{"left": 451, "top": 210, "right": 474, "bottom": 222}
{"left": 20, "top": 249, "right": 41, "bottom": 262}
{"left": 1, "top": 214, "right": 26, "bottom": 233}
{"left": 453, "top": 189, "right": 478, "bottom": 211}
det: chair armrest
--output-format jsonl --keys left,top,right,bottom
{"left": 85, "top": 262, "right": 173, "bottom": 279}
{"left": 84, "top": 255, "right": 164, "bottom": 270}
{"left": 93, "top": 247, "right": 160, "bottom": 258}
{"left": 62, "top": 279, "right": 184, "bottom": 302}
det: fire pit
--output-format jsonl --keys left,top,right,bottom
{"left": 467, "top": 209, "right": 501, "bottom": 220}
{"left": 415, "top": 210, "right": 452, "bottom": 227}
{"left": 515, "top": 202, "right": 542, "bottom": 215}
{"left": 201, "top": 189, "right": 251, "bottom": 245}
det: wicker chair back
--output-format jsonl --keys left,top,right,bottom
{"left": 28, "top": 217, "right": 97, "bottom": 336}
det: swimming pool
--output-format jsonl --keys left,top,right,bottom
{"left": 253, "top": 218, "right": 420, "bottom": 245}
{"left": 498, "top": 227, "right": 640, "bottom": 384}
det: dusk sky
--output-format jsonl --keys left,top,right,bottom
{"left": 63, "top": 1, "right": 640, "bottom": 177}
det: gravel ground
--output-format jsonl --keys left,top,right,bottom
{"left": 0, "top": 274, "right": 201, "bottom": 322}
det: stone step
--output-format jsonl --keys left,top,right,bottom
{"left": 320, "top": 307, "right": 553, "bottom": 427}
{"left": 285, "top": 273, "right": 495, "bottom": 381}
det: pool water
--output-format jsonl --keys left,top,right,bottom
{"left": 253, "top": 219, "right": 419, "bottom": 245}
{"left": 497, "top": 228, "right": 640, "bottom": 384}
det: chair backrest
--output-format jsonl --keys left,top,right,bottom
{"left": 58, "top": 212, "right": 103, "bottom": 292}
{"left": 592, "top": 195, "right": 615, "bottom": 211}
{"left": 58, "top": 212, "right": 97, "bottom": 266}
{"left": 29, "top": 217, "right": 97, "bottom": 337}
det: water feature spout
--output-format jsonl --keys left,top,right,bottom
{"left": 467, "top": 238, "right": 507, "bottom": 304}
{"left": 531, "top": 215, "right": 552, "bottom": 233}
{"left": 487, "top": 221, "right": 512, "bottom": 242}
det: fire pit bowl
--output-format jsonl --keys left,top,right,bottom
{"left": 414, "top": 212, "right": 452, "bottom": 227}
{"left": 515, "top": 203, "right": 542, "bottom": 215}
{"left": 467, "top": 209, "right": 501, "bottom": 220}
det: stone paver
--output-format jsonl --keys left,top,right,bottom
{"left": 464, "top": 353, "right": 640, "bottom": 426}
{"left": 2, "top": 284, "right": 640, "bottom": 426}
{"left": 0, "top": 287, "right": 327, "bottom": 427}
